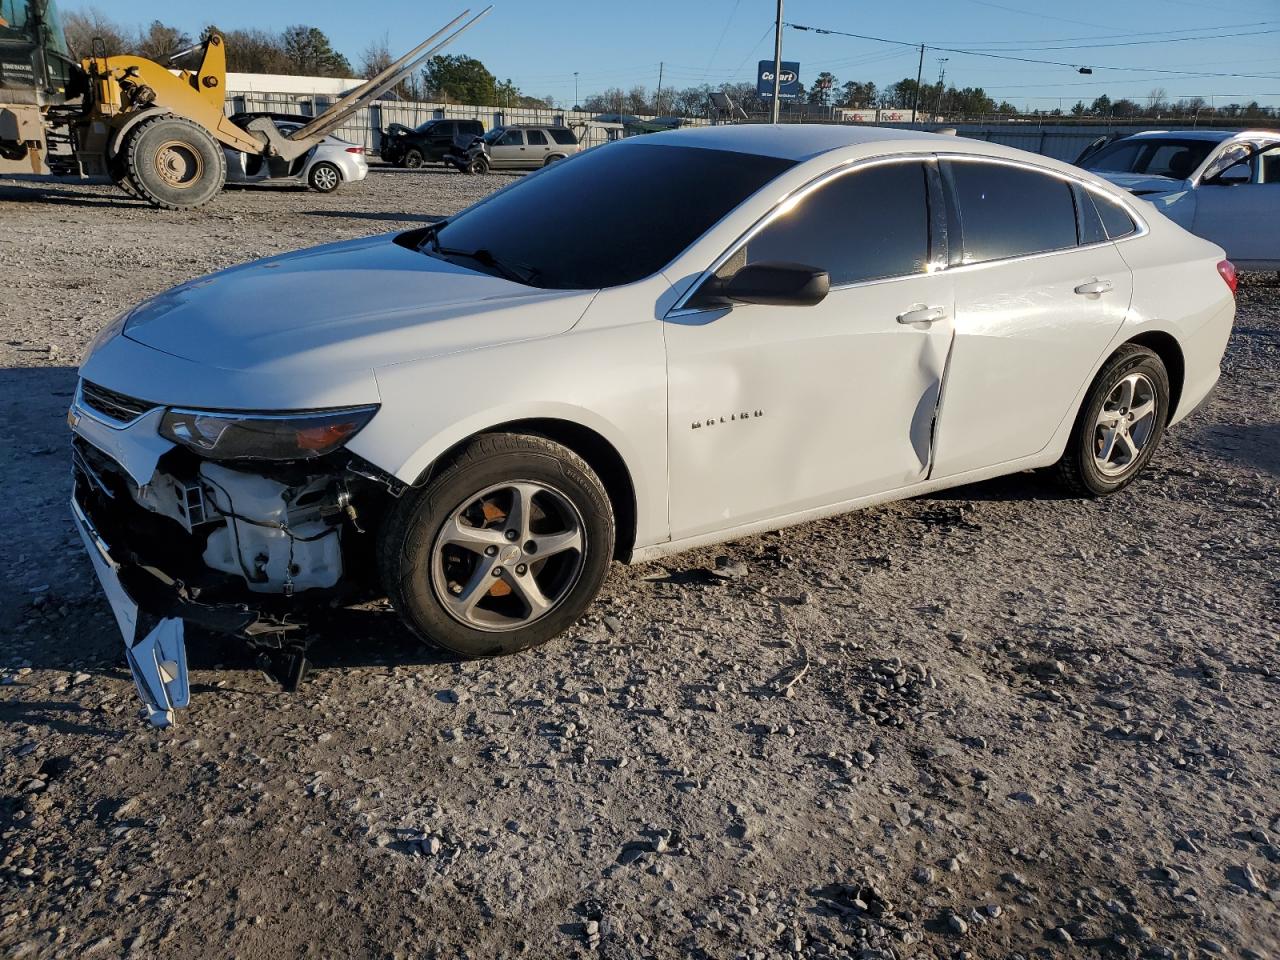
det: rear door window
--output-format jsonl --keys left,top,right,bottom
{"left": 949, "top": 161, "right": 1078, "bottom": 263}
{"left": 526, "top": 129, "right": 548, "bottom": 146}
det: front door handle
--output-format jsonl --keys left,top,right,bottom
{"left": 896, "top": 304, "right": 947, "bottom": 325}
{"left": 1074, "top": 278, "right": 1114, "bottom": 296}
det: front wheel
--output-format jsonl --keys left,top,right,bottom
{"left": 378, "top": 434, "right": 615, "bottom": 657}
{"left": 125, "top": 114, "right": 226, "bottom": 209}
{"left": 1056, "top": 344, "right": 1170, "bottom": 497}
{"left": 403, "top": 148, "right": 424, "bottom": 169}
{"left": 308, "top": 161, "right": 341, "bottom": 192}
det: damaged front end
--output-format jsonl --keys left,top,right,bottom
{"left": 68, "top": 379, "right": 399, "bottom": 726}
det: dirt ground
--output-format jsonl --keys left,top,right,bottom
{"left": 0, "top": 167, "right": 1277, "bottom": 960}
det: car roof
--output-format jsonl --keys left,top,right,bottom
{"left": 1115, "top": 129, "right": 1271, "bottom": 143}
{"left": 635, "top": 123, "right": 974, "bottom": 160}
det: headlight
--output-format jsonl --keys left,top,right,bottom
{"left": 159, "top": 406, "right": 378, "bottom": 461}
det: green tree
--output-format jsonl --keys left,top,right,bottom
{"left": 807, "top": 71, "right": 837, "bottom": 105}
{"left": 281, "top": 25, "right": 352, "bottom": 77}
{"left": 1089, "top": 94, "right": 1112, "bottom": 115}
{"left": 422, "top": 54, "right": 497, "bottom": 104}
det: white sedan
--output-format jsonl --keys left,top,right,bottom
{"left": 1080, "top": 129, "right": 1280, "bottom": 270}
{"left": 70, "top": 125, "right": 1235, "bottom": 725}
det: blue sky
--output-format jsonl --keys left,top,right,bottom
{"left": 71, "top": 0, "right": 1280, "bottom": 108}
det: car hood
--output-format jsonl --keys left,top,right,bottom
{"left": 1090, "top": 171, "right": 1189, "bottom": 197}
{"left": 122, "top": 234, "right": 595, "bottom": 376}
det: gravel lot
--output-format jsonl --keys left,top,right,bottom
{"left": 1, "top": 167, "right": 1278, "bottom": 960}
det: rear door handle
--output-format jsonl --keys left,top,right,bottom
{"left": 896, "top": 304, "right": 947, "bottom": 325}
{"left": 1074, "top": 279, "right": 1114, "bottom": 296}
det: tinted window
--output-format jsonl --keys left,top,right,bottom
{"left": 1076, "top": 189, "right": 1108, "bottom": 245}
{"left": 498, "top": 130, "right": 523, "bottom": 146}
{"left": 1091, "top": 191, "right": 1137, "bottom": 239}
{"left": 526, "top": 129, "right": 548, "bottom": 145}
{"left": 549, "top": 128, "right": 578, "bottom": 145}
{"left": 425, "top": 144, "right": 794, "bottom": 289}
{"left": 1084, "top": 138, "right": 1216, "bottom": 178}
{"left": 951, "top": 162, "right": 1077, "bottom": 262}
{"left": 716, "top": 161, "right": 931, "bottom": 286}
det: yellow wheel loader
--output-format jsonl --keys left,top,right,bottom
{"left": 0, "top": 2, "right": 490, "bottom": 208}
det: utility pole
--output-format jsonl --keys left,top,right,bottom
{"left": 912, "top": 43, "right": 924, "bottom": 124}
{"left": 656, "top": 61, "right": 664, "bottom": 116}
{"left": 771, "top": 0, "right": 784, "bottom": 123}
{"left": 573, "top": 71, "right": 579, "bottom": 110}
{"left": 934, "top": 58, "right": 947, "bottom": 118}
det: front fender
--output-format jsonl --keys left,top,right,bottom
{"left": 346, "top": 320, "right": 670, "bottom": 550}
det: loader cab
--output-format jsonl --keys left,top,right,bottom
{"left": 0, "top": 0, "right": 77, "bottom": 104}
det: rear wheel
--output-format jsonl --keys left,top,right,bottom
{"left": 403, "top": 148, "right": 424, "bottom": 169}
{"left": 543, "top": 154, "right": 565, "bottom": 166}
{"left": 378, "top": 434, "right": 614, "bottom": 657}
{"left": 125, "top": 115, "right": 225, "bottom": 209}
{"left": 308, "top": 161, "right": 342, "bottom": 192}
{"left": 1056, "top": 344, "right": 1170, "bottom": 497}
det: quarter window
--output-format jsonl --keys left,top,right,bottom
{"left": 950, "top": 161, "right": 1078, "bottom": 263}
{"left": 526, "top": 129, "right": 548, "bottom": 145}
{"left": 1090, "top": 190, "right": 1137, "bottom": 240}
{"left": 549, "top": 128, "right": 578, "bottom": 145}
{"left": 716, "top": 161, "right": 932, "bottom": 287}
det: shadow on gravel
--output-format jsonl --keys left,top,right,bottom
{"left": 0, "top": 699, "right": 124, "bottom": 739}
{"left": 925, "top": 469, "right": 1073, "bottom": 503}
{"left": 0, "top": 182, "right": 143, "bottom": 207}
{"left": 303, "top": 210, "right": 442, "bottom": 223}
{"left": 1194, "top": 421, "right": 1280, "bottom": 474}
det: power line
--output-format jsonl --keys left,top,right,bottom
{"left": 786, "top": 22, "right": 1280, "bottom": 81}
{"left": 927, "top": 19, "right": 1280, "bottom": 46}
{"left": 953, "top": 26, "right": 1280, "bottom": 53}
{"left": 704, "top": 0, "right": 742, "bottom": 71}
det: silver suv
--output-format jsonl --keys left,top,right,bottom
{"left": 481, "top": 125, "right": 580, "bottom": 170}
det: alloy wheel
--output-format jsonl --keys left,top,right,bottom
{"left": 1093, "top": 372, "right": 1158, "bottom": 477}
{"left": 430, "top": 480, "right": 587, "bottom": 632}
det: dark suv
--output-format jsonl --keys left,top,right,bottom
{"left": 380, "top": 118, "right": 485, "bottom": 168}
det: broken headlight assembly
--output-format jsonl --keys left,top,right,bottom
{"left": 159, "top": 406, "right": 379, "bottom": 461}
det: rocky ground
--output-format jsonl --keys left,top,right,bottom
{"left": 0, "top": 168, "right": 1277, "bottom": 960}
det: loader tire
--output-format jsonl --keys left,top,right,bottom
{"left": 126, "top": 115, "right": 226, "bottom": 210}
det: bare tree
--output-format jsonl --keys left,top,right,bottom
{"left": 136, "top": 20, "right": 192, "bottom": 62}
{"left": 62, "top": 7, "right": 132, "bottom": 58}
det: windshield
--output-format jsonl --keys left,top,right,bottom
{"left": 481, "top": 127, "right": 506, "bottom": 144}
{"left": 1083, "top": 137, "right": 1218, "bottom": 180}
{"left": 422, "top": 142, "right": 795, "bottom": 289}
{"left": 414, "top": 120, "right": 442, "bottom": 133}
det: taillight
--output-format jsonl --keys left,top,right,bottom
{"left": 1217, "top": 259, "right": 1237, "bottom": 296}
{"left": 345, "top": 146, "right": 365, "bottom": 154}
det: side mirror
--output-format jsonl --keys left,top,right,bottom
{"left": 1210, "top": 162, "right": 1251, "bottom": 185}
{"left": 711, "top": 261, "right": 830, "bottom": 307}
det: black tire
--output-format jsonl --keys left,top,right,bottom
{"left": 378, "top": 433, "right": 615, "bottom": 657}
{"left": 470, "top": 155, "right": 490, "bottom": 175}
{"left": 125, "top": 115, "right": 225, "bottom": 209}
{"left": 308, "top": 161, "right": 342, "bottom": 193}
{"left": 107, "top": 133, "right": 141, "bottom": 199}
{"left": 543, "top": 154, "right": 565, "bottom": 166}
{"left": 1056, "top": 344, "right": 1170, "bottom": 497}
{"left": 403, "top": 148, "right": 424, "bottom": 169}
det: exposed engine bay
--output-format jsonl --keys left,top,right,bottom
{"left": 69, "top": 397, "right": 400, "bottom": 724}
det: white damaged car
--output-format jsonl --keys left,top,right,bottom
{"left": 70, "top": 125, "right": 1236, "bottom": 726}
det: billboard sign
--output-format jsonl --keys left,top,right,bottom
{"left": 757, "top": 60, "right": 801, "bottom": 100}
